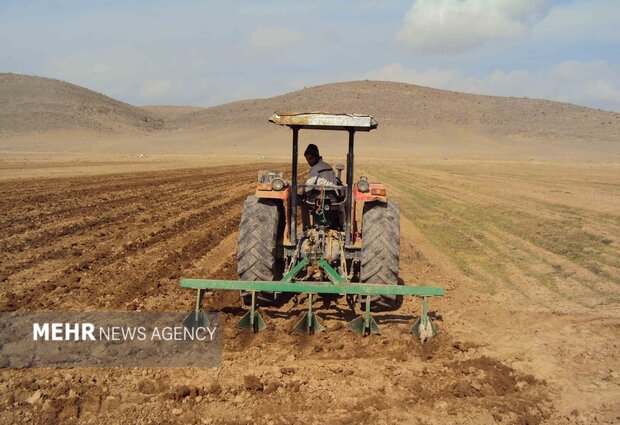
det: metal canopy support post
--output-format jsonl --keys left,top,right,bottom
{"left": 290, "top": 126, "right": 299, "bottom": 245}
{"left": 345, "top": 128, "right": 355, "bottom": 245}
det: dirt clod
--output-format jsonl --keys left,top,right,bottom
{"left": 243, "top": 375, "right": 263, "bottom": 391}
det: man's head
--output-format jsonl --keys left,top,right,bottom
{"left": 304, "top": 144, "right": 320, "bottom": 166}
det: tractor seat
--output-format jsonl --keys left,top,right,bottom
{"left": 299, "top": 185, "right": 346, "bottom": 204}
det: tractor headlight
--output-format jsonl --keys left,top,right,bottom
{"left": 271, "top": 178, "right": 285, "bottom": 191}
{"left": 357, "top": 179, "right": 369, "bottom": 192}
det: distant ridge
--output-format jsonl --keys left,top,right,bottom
{"left": 0, "top": 74, "right": 618, "bottom": 160}
{"left": 0, "top": 73, "right": 164, "bottom": 137}
{"left": 140, "top": 105, "right": 205, "bottom": 119}
{"left": 175, "top": 80, "right": 620, "bottom": 144}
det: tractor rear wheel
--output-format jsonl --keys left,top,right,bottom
{"left": 360, "top": 201, "right": 401, "bottom": 311}
{"left": 237, "top": 196, "right": 283, "bottom": 306}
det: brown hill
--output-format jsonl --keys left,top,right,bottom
{"left": 176, "top": 80, "right": 620, "bottom": 144}
{"left": 140, "top": 105, "right": 205, "bottom": 119}
{"left": 0, "top": 73, "right": 164, "bottom": 138}
{"left": 1, "top": 75, "right": 618, "bottom": 160}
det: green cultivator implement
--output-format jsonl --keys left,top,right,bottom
{"left": 181, "top": 261, "right": 444, "bottom": 337}
{"left": 180, "top": 113, "right": 445, "bottom": 341}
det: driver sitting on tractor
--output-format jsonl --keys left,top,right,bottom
{"left": 302, "top": 144, "right": 344, "bottom": 230}
{"left": 304, "top": 144, "right": 338, "bottom": 187}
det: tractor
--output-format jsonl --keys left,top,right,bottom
{"left": 181, "top": 113, "right": 444, "bottom": 339}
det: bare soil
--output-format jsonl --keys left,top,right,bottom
{"left": 0, "top": 160, "right": 617, "bottom": 424}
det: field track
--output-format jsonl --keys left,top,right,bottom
{"left": 0, "top": 162, "right": 618, "bottom": 424}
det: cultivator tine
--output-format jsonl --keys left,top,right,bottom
{"left": 347, "top": 295, "right": 380, "bottom": 336}
{"left": 236, "top": 291, "right": 266, "bottom": 333}
{"left": 183, "top": 289, "right": 210, "bottom": 330}
{"left": 236, "top": 310, "right": 266, "bottom": 332}
{"left": 412, "top": 296, "right": 436, "bottom": 342}
{"left": 293, "top": 293, "right": 325, "bottom": 335}
{"left": 183, "top": 309, "right": 210, "bottom": 329}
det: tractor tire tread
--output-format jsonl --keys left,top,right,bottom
{"left": 236, "top": 196, "right": 281, "bottom": 283}
{"left": 360, "top": 201, "right": 400, "bottom": 310}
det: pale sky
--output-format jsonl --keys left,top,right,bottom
{"left": 1, "top": 0, "right": 619, "bottom": 111}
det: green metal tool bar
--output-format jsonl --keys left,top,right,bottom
{"left": 281, "top": 257, "right": 309, "bottom": 283}
{"left": 181, "top": 279, "right": 444, "bottom": 297}
{"left": 183, "top": 259, "right": 443, "bottom": 337}
{"left": 317, "top": 259, "right": 346, "bottom": 284}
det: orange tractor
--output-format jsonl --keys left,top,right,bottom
{"left": 181, "top": 113, "right": 443, "bottom": 339}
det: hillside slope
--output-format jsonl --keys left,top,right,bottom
{"left": 1, "top": 75, "right": 618, "bottom": 159}
{"left": 140, "top": 105, "right": 205, "bottom": 119}
{"left": 0, "top": 73, "right": 164, "bottom": 137}
{"left": 176, "top": 80, "right": 620, "bottom": 144}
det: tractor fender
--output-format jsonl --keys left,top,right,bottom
{"left": 354, "top": 183, "right": 387, "bottom": 204}
{"left": 351, "top": 183, "right": 387, "bottom": 246}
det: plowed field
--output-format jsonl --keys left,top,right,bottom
{"left": 0, "top": 161, "right": 618, "bottom": 425}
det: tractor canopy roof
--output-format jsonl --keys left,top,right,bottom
{"left": 269, "top": 112, "right": 378, "bottom": 132}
